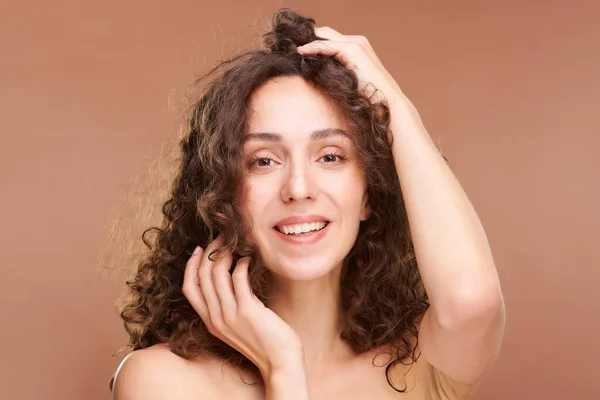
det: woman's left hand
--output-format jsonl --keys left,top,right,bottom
{"left": 297, "top": 26, "right": 407, "bottom": 107}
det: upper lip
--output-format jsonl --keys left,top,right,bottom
{"left": 273, "top": 215, "right": 330, "bottom": 228}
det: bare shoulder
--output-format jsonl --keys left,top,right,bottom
{"left": 112, "top": 344, "right": 256, "bottom": 400}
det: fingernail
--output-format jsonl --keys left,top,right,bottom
{"left": 193, "top": 246, "right": 201, "bottom": 255}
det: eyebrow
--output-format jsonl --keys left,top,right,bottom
{"left": 242, "top": 128, "right": 352, "bottom": 144}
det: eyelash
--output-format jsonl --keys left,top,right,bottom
{"left": 249, "top": 151, "right": 347, "bottom": 169}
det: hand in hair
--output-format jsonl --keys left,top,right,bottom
{"left": 297, "top": 26, "right": 407, "bottom": 112}
{"left": 182, "top": 235, "right": 306, "bottom": 381}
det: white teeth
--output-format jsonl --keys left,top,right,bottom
{"left": 278, "top": 221, "right": 327, "bottom": 235}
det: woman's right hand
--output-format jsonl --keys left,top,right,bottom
{"left": 182, "top": 235, "right": 305, "bottom": 378}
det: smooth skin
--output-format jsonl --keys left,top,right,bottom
{"left": 113, "top": 26, "right": 505, "bottom": 400}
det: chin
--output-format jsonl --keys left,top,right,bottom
{"left": 264, "top": 255, "right": 341, "bottom": 282}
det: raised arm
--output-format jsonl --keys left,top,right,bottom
{"left": 386, "top": 98, "right": 505, "bottom": 389}
{"left": 298, "top": 26, "right": 505, "bottom": 393}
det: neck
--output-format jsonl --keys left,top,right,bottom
{"left": 267, "top": 268, "right": 353, "bottom": 371}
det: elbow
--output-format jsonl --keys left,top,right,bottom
{"left": 434, "top": 273, "right": 504, "bottom": 329}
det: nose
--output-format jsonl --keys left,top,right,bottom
{"left": 280, "top": 161, "right": 317, "bottom": 203}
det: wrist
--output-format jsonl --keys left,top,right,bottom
{"left": 262, "top": 353, "right": 305, "bottom": 380}
{"left": 388, "top": 94, "right": 427, "bottom": 139}
{"left": 264, "top": 365, "right": 309, "bottom": 400}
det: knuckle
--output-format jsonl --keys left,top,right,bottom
{"left": 223, "top": 312, "right": 236, "bottom": 326}
{"left": 205, "top": 247, "right": 217, "bottom": 261}
{"left": 181, "top": 282, "right": 196, "bottom": 299}
{"left": 231, "top": 263, "right": 245, "bottom": 278}
{"left": 211, "top": 319, "right": 225, "bottom": 333}
{"left": 232, "top": 260, "right": 248, "bottom": 276}
{"left": 205, "top": 238, "right": 222, "bottom": 256}
{"left": 181, "top": 285, "right": 190, "bottom": 298}
{"left": 232, "top": 262, "right": 242, "bottom": 274}
{"left": 206, "top": 325, "right": 218, "bottom": 337}
{"left": 356, "top": 35, "right": 369, "bottom": 45}
{"left": 231, "top": 269, "right": 242, "bottom": 282}
{"left": 236, "top": 303, "right": 250, "bottom": 317}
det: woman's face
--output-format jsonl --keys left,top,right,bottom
{"left": 241, "top": 76, "right": 369, "bottom": 281}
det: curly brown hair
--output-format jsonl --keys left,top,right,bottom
{"left": 117, "top": 8, "right": 429, "bottom": 392}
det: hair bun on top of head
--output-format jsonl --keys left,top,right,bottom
{"left": 263, "top": 9, "right": 319, "bottom": 56}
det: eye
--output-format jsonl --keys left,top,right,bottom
{"left": 318, "top": 152, "right": 346, "bottom": 163}
{"left": 256, "top": 158, "right": 272, "bottom": 167}
{"left": 248, "top": 156, "right": 277, "bottom": 169}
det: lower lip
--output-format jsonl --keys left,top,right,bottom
{"left": 274, "top": 223, "right": 331, "bottom": 245}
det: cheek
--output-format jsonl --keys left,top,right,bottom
{"left": 238, "top": 183, "right": 257, "bottom": 230}
{"left": 240, "top": 179, "right": 271, "bottom": 234}
{"left": 331, "top": 173, "right": 367, "bottom": 209}
{"left": 243, "top": 179, "right": 264, "bottom": 211}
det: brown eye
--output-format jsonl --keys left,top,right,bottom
{"left": 249, "top": 156, "right": 276, "bottom": 169}
{"left": 319, "top": 153, "right": 346, "bottom": 163}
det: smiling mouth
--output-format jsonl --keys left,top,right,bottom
{"left": 274, "top": 221, "right": 330, "bottom": 236}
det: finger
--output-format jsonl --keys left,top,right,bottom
{"left": 212, "top": 251, "right": 238, "bottom": 321}
{"left": 297, "top": 40, "right": 342, "bottom": 57}
{"left": 316, "top": 26, "right": 371, "bottom": 44}
{"left": 232, "top": 257, "right": 256, "bottom": 304}
{"left": 182, "top": 246, "right": 210, "bottom": 320}
{"left": 297, "top": 40, "right": 355, "bottom": 68}
{"left": 315, "top": 26, "right": 346, "bottom": 39}
{"left": 199, "top": 237, "right": 225, "bottom": 327}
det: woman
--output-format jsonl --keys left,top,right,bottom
{"left": 112, "top": 9, "right": 505, "bottom": 400}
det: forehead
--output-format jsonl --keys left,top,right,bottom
{"left": 247, "top": 76, "right": 348, "bottom": 138}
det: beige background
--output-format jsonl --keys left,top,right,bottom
{"left": 1, "top": 1, "right": 599, "bottom": 399}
